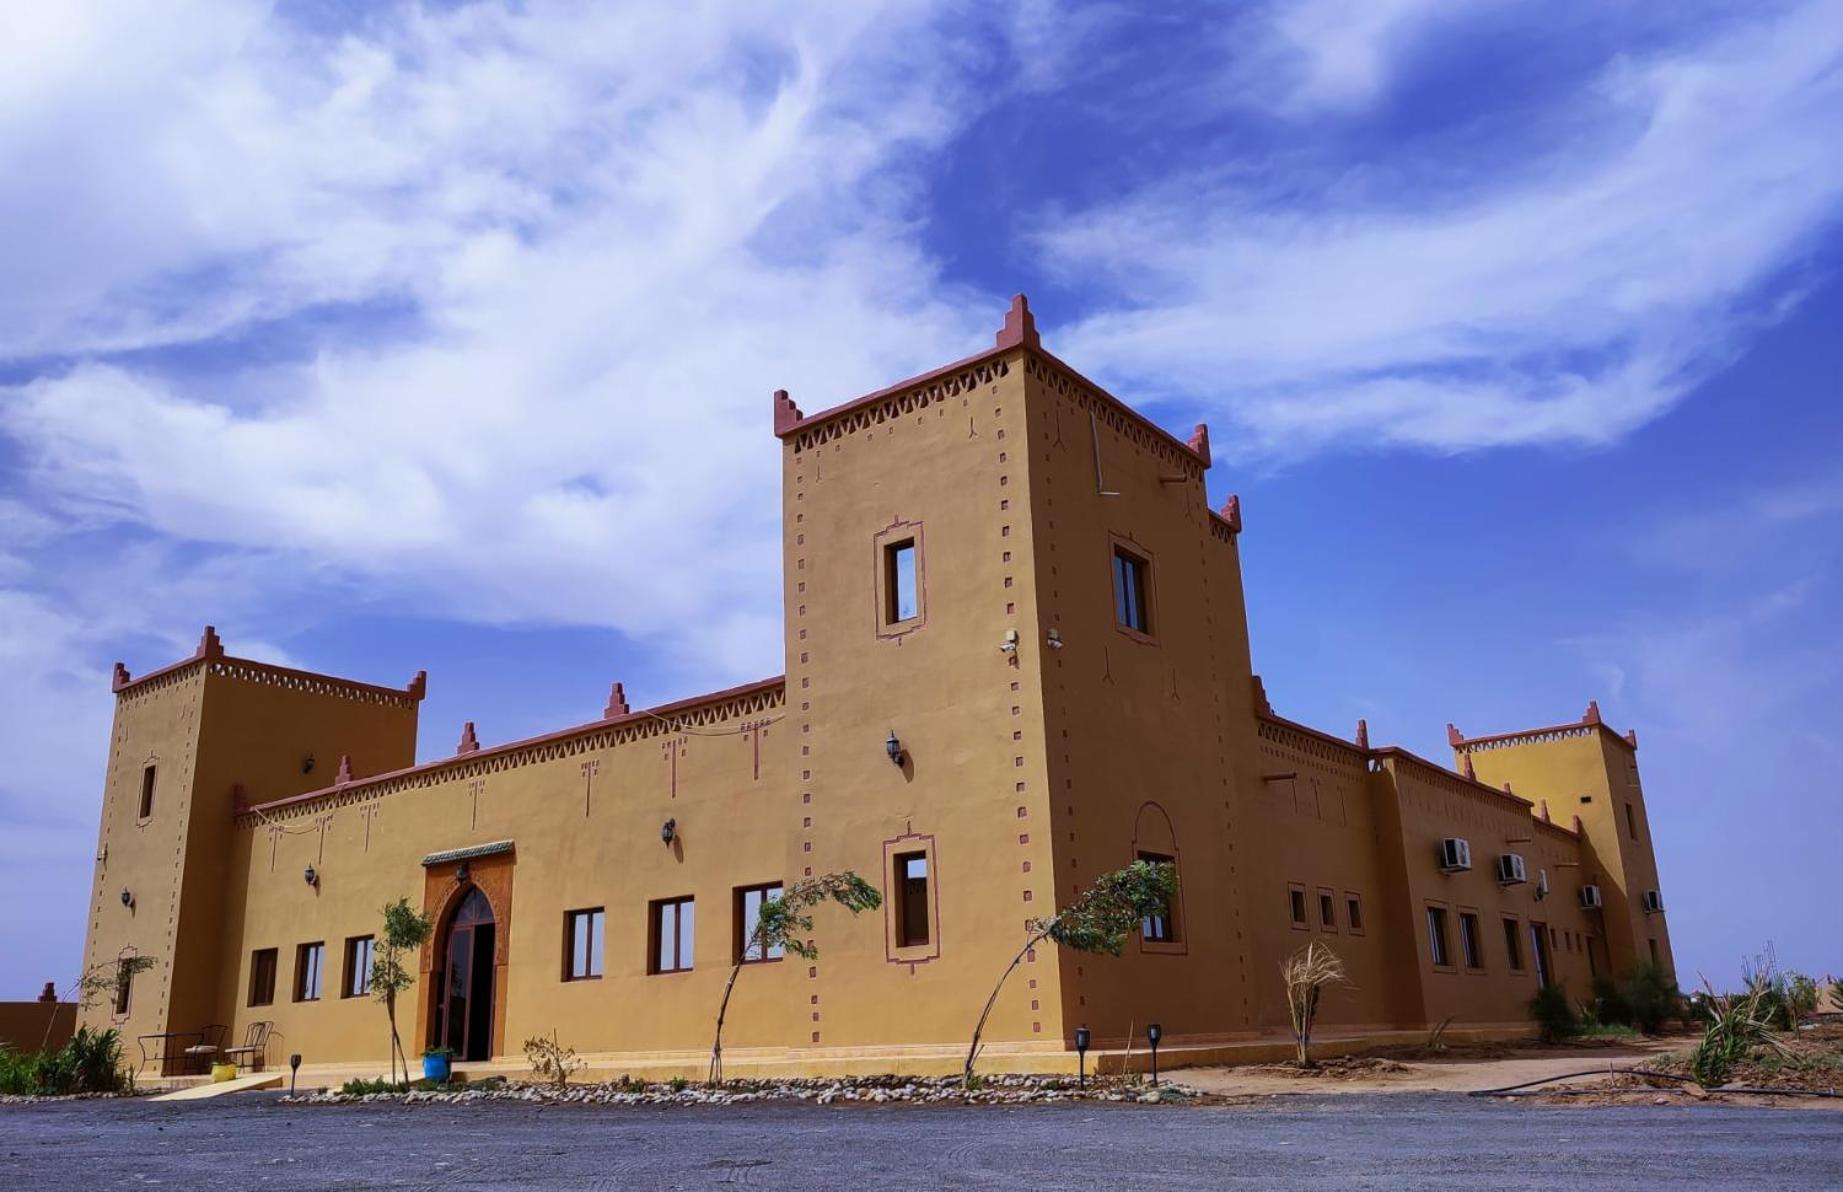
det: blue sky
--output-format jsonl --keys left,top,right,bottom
{"left": 2, "top": 1, "right": 1840, "bottom": 997}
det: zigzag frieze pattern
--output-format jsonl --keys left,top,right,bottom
{"left": 209, "top": 661, "right": 418, "bottom": 709}
{"left": 234, "top": 684, "right": 785, "bottom": 825}
{"left": 1391, "top": 754, "right": 1530, "bottom": 814}
{"left": 1026, "top": 356, "right": 1202, "bottom": 478}
{"left": 1257, "top": 720, "right": 1367, "bottom": 775}
{"left": 116, "top": 664, "right": 206, "bottom": 702}
{"left": 1459, "top": 725, "right": 1593, "bottom": 752}
{"left": 791, "top": 359, "right": 1010, "bottom": 454}
{"left": 1208, "top": 517, "right": 1236, "bottom": 545}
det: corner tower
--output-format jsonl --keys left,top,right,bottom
{"left": 1452, "top": 703, "right": 1673, "bottom": 980}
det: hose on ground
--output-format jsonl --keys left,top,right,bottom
{"left": 1467, "top": 1067, "right": 1841, "bottom": 1099}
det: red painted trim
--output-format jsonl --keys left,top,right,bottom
{"left": 244, "top": 675, "right": 785, "bottom": 814}
{"left": 1256, "top": 711, "right": 1369, "bottom": 760}
{"left": 1449, "top": 706, "right": 1637, "bottom": 752}
{"left": 112, "top": 650, "right": 427, "bottom": 703}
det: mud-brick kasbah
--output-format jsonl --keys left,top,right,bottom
{"left": 79, "top": 296, "right": 1673, "bottom": 1082}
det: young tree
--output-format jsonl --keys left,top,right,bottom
{"left": 708, "top": 872, "right": 880, "bottom": 1084}
{"left": 43, "top": 955, "right": 157, "bottom": 1050}
{"left": 963, "top": 859, "right": 1178, "bottom": 1086}
{"left": 1280, "top": 941, "right": 1348, "bottom": 1066}
{"left": 370, "top": 898, "right": 434, "bottom": 1085}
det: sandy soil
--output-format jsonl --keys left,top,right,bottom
{"left": 1179, "top": 1038, "right": 1685, "bottom": 1097}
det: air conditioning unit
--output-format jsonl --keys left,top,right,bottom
{"left": 1642, "top": 890, "right": 1664, "bottom": 914}
{"left": 1438, "top": 838, "right": 1472, "bottom": 873}
{"left": 1535, "top": 869, "right": 1550, "bottom": 900}
{"left": 1495, "top": 853, "right": 1528, "bottom": 885}
{"left": 1579, "top": 884, "right": 1603, "bottom": 910}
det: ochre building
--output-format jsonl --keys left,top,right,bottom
{"left": 79, "top": 297, "right": 1674, "bottom": 1078}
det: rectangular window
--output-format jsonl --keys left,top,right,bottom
{"left": 896, "top": 852, "right": 931, "bottom": 948}
{"left": 113, "top": 959, "right": 135, "bottom": 1016}
{"left": 1531, "top": 924, "right": 1551, "bottom": 986}
{"left": 1345, "top": 893, "right": 1364, "bottom": 934}
{"left": 342, "top": 935, "right": 374, "bottom": 998}
{"left": 736, "top": 884, "right": 786, "bottom": 963}
{"left": 138, "top": 765, "right": 156, "bottom": 819}
{"left": 1112, "top": 547, "right": 1151, "bottom": 634}
{"left": 650, "top": 898, "right": 695, "bottom": 974}
{"left": 293, "top": 942, "right": 324, "bottom": 1002}
{"left": 563, "top": 909, "right": 604, "bottom": 980}
{"left": 1318, "top": 889, "right": 1337, "bottom": 933}
{"left": 1586, "top": 936, "right": 1599, "bottom": 979}
{"left": 885, "top": 540, "right": 918, "bottom": 623}
{"left": 1135, "top": 852, "right": 1179, "bottom": 943}
{"left": 1625, "top": 803, "right": 1638, "bottom": 841}
{"left": 1289, "top": 885, "right": 1308, "bottom": 929}
{"left": 1503, "top": 918, "right": 1523, "bottom": 971}
{"left": 1459, "top": 912, "right": 1484, "bottom": 970}
{"left": 1648, "top": 937, "right": 1659, "bottom": 964}
{"left": 1426, "top": 907, "right": 1451, "bottom": 968}
{"left": 249, "top": 948, "right": 277, "bottom": 1007}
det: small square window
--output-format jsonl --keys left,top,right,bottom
{"left": 294, "top": 942, "right": 325, "bottom": 1002}
{"left": 650, "top": 898, "right": 694, "bottom": 974}
{"left": 736, "top": 884, "right": 786, "bottom": 963}
{"left": 1317, "top": 889, "right": 1337, "bottom": 933}
{"left": 564, "top": 909, "right": 605, "bottom": 980}
{"left": 1112, "top": 547, "right": 1151, "bottom": 634}
{"left": 1426, "top": 907, "right": 1451, "bottom": 969}
{"left": 342, "top": 936, "right": 374, "bottom": 998}
{"left": 249, "top": 948, "right": 277, "bottom": 1007}
{"left": 1288, "top": 885, "right": 1309, "bottom": 929}
{"left": 896, "top": 852, "right": 931, "bottom": 948}
{"left": 1345, "top": 893, "right": 1364, "bottom": 934}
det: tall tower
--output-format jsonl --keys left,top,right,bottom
{"left": 79, "top": 629, "right": 423, "bottom": 1070}
{"left": 1452, "top": 702, "right": 1673, "bottom": 980}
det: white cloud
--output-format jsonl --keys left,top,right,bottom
{"left": 1041, "top": 0, "right": 1843, "bottom": 454}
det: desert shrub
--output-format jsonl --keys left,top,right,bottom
{"left": 1623, "top": 962, "right": 1681, "bottom": 1035}
{"left": 1827, "top": 975, "right": 1843, "bottom": 1014}
{"left": 1281, "top": 942, "right": 1350, "bottom": 1067}
{"left": 524, "top": 1031, "right": 584, "bottom": 1088}
{"left": 1690, "top": 982, "right": 1786, "bottom": 1088}
{"left": 1590, "top": 976, "right": 1632, "bottom": 1027}
{"left": 0, "top": 1028, "right": 128, "bottom": 1096}
{"left": 1530, "top": 983, "right": 1578, "bottom": 1043}
{"left": 1786, "top": 973, "right": 1819, "bottom": 1022}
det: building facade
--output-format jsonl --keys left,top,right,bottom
{"left": 78, "top": 297, "right": 1674, "bottom": 1076}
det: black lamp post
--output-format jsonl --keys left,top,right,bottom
{"left": 1146, "top": 1023, "right": 1162, "bottom": 1087}
{"left": 289, "top": 1053, "right": 301, "bottom": 1097}
{"left": 1074, "top": 1025, "right": 1091, "bottom": 1089}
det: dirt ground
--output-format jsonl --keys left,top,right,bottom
{"left": 1179, "top": 1028, "right": 1843, "bottom": 1111}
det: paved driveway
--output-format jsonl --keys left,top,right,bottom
{"left": 3, "top": 1092, "right": 1838, "bottom": 1189}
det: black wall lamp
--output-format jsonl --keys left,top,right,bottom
{"left": 304, "top": 865, "right": 319, "bottom": 889}
{"left": 302, "top": 752, "right": 316, "bottom": 775}
{"left": 1146, "top": 1022, "right": 1163, "bottom": 1087}
{"left": 886, "top": 731, "right": 905, "bottom": 766}
{"left": 1074, "top": 1025, "right": 1091, "bottom": 1089}
{"left": 120, "top": 888, "right": 134, "bottom": 910}
{"left": 661, "top": 817, "right": 677, "bottom": 846}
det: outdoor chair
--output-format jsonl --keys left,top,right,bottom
{"left": 222, "top": 1020, "right": 273, "bottom": 1072}
{"left": 181, "top": 1024, "right": 228, "bottom": 1074}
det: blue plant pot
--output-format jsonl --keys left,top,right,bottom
{"left": 422, "top": 1054, "right": 452, "bottom": 1083}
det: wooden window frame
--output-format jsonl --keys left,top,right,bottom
{"left": 112, "top": 958, "right": 134, "bottom": 1016}
{"left": 293, "top": 941, "right": 325, "bottom": 1003}
{"left": 249, "top": 948, "right": 277, "bottom": 1007}
{"left": 563, "top": 908, "right": 605, "bottom": 981}
{"left": 1288, "top": 883, "right": 1310, "bottom": 931}
{"left": 1109, "top": 537, "right": 1157, "bottom": 642}
{"left": 883, "top": 835, "right": 941, "bottom": 964}
{"left": 1425, "top": 904, "right": 1454, "bottom": 972}
{"left": 1317, "top": 887, "right": 1338, "bottom": 934}
{"left": 1135, "top": 850, "right": 1183, "bottom": 950}
{"left": 873, "top": 520, "right": 926, "bottom": 639}
{"left": 1458, "top": 909, "right": 1485, "bottom": 972}
{"left": 734, "top": 883, "right": 786, "bottom": 965}
{"left": 1502, "top": 915, "right": 1525, "bottom": 972}
{"left": 137, "top": 764, "right": 157, "bottom": 822}
{"left": 341, "top": 935, "right": 374, "bottom": 998}
{"left": 648, "top": 897, "right": 695, "bottom": 975}
{"left": 1344, "top": 891, "right": 1365, "bottom": 936}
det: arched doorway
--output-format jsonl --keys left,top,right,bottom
{"left": 431, "top": 887, "right": 496, "bottom": 1061}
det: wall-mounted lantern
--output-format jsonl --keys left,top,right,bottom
{"left": 886, "top": 731, "right": 905, "bottom": 767}
{"left": 1146, "top": 1022, "right": 1163, "bottom": 1087}
{"left": 1074, "top": 1025, "right": 1091, "bottom": 1089}
{"left": 120, "top": 888, "right": 134, "bottom": 910}
{"left": 302, "top": 753, "right": 316, "bottom": 775}
{"left": 304, "top": 865, "right": 319, "bottom": 889}
{"left": 661, "top": 818, "right": 677, "bottom": 846}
